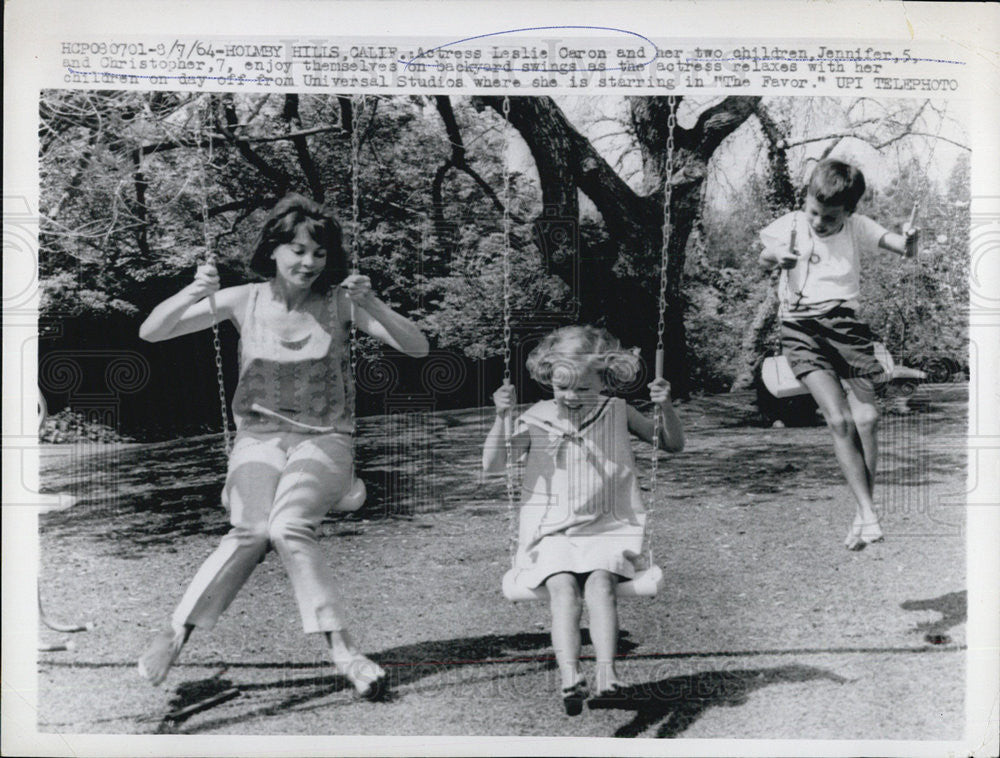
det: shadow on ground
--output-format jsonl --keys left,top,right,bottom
{"left": 900, "top": 590, "right": 966, "bottom": 644}
{"left": 152, "top": 630, "right": 641, "bottom": 734}
{"left": 157, "top": 653, "right": 847, "bottom": 738}
{"left": 587, "top": 664, "right": 848, "bottom": 737}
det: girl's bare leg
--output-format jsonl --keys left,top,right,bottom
{"left": 584, "top": 570, "right": 623, "bottom": 693}
{"left": 545, "top": 573, "right": 583, "bottom": 689}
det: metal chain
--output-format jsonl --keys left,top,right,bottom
{"left": 651, "top": 95, "right": 676, "bottom": 497}
{"left": 211, "top": 319, "right": 230, "bottom": 455}
{"left": 200, "top": 98, "right": 232, "bottom": 456}
{"left": 501, "top": 96, "right": 518, "bottom": 564}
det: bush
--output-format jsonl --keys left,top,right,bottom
{"left": 39, "top": 409, "right": 135, "bottom": 444}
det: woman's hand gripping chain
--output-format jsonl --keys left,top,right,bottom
{"left": 341, "top": 273, "right": 376, "bottom": 309}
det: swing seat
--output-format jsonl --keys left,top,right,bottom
{"left": 761, "top": 344, "right": 895, "bottom": 399}
{"left": 331, "top": 477, "right": 366, "bottom": 513}
{"left": 760, "top": 355, "right": 806, "bottom": 398}
{"left": 502, "top": 563, "right": 664, "bottom": 602}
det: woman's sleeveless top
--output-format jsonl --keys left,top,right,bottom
{"left": 231, "top": 283, "right": 354, "bottom": 434}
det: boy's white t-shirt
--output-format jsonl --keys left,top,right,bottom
{"left": 759, "top": 211, "right": 888, "bottom": 319}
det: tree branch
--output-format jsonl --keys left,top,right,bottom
{"left": 752, "top": 101, "right": 797, "bottom": 210}
{"left": 338, "top": 96, "right": 353, "bottom": 133}
{"left": 783, "top": 128, "right": 968, "bottom": 154}
{"left": 434, "top": 96, "right": 467, "bottom": 166}
{"left": 432, "top": 96, "right": 526, "bottom": 228}
{"left": 281, "top": 93, "right": 324, "bottom": 201}
{"left": 239, "top": 125, "right": 345, "bottom": 143}
{"left": 218, "top": 95, "right": 291, "bottom": 189}
{"left": 782, "top": 132, "right": 861, "bottom": 148}
{"left": 477, "top": 96, "right": 659, "bottom": 243}
{"left": 691, "top": 96, "right": 762, "bottom": 160}
{"left": 131, "top": 151, "right": 151, "bottom": 258}
{"left": 50, "top": 134, "right": 97, "bottom": 220}
{"left": 874, "top": 131, "right": 970, "bottom": 152}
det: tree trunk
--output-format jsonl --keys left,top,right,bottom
{"left": 473, "top": 95, "right": 660, "bottom": 368}
{"left": 474, "top": 96, "right": 760, "bottom": 396}
{"left": 731, "top": 103, "right": 798, "bottom": 391}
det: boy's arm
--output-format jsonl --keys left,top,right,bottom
{"left": 859, "top": 212, "right": 918, "bottom": 258}
{"left": 878, "top": 228, "right": 919, "bottom": 258}
{"left": 759, "top": 212, "right": 800, "bottom": 270}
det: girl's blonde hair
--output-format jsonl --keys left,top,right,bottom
{"left": 525, "top": 325, "right": 641, "bottom": 392}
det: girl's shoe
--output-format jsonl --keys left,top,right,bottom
{"left": 137, "top": 628, "right": 185, "bottom": 686}
{"left": 561, "top": 679, "right": 588, "bottom": 716}
{"left": 588, "top": 682, "right": 629, "bottom": 709}
{"left": 845, "top": 518, "right": 884, "bottom": 551}
{"left": 334, "top": 654, "right": 388, "bottom": 701}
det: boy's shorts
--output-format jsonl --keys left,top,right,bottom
{"left": 780, "top": 306, "right": 887, "bottom": 384}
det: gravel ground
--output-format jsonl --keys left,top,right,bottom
{"left": 32, "top": 385, "right": 970, "bottom": 747}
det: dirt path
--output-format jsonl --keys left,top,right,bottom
{"left": 36, "top": 385, "right": 967, "bottom": 739}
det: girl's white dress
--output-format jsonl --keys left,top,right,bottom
{"left": 510, "top": 396, "right": 647, "bottom": 589}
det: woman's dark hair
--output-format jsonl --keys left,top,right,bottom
{"left": 806, "top": 159, "right": 867, "bottom": 212}
{"left": 249, "top": 193, "right": 348, "bottom": 292}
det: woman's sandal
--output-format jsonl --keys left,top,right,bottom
{"left": 845, "top": 518, "right": 884, "bottom": 551}
{"left": 561, "top": 679, "right": 589, "bottom": 716}
{"left": 587, "top": 682, "right": 629, "bottom": 710}
{"left": 137, "top": 628, "right": 186, "bottom": 686}
{"left": 334, "top": 655, "right": 388, "bottom": 701}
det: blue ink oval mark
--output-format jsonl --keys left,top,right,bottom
{"left": 688, "top": 56, "right": 965, "bottom": 65}
{"left": 399, "top": 25, "right": 657, "bottom": 74}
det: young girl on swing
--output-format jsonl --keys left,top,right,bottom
{"left": 484, "top": 325, "right": 684, "bottom": 715}
{"left": 137, "top": 193, "right": 428, "bottom": 699}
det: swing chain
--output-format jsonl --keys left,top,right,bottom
{"left": 199, "top": 97, "right": 232, "bottom": 456}
{"left": 501, "top": 96, "right": 513, "bottom": 391}
{"left": 210, "top": 314, "right": 231, "bottom": 455}
{"left": 500, "top": 96, "right": 518, "bottom": 558}
{"left": 651, "top": 95, "right": 677, "bottom": 495}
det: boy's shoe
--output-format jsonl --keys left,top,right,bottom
{"left": 137, "top": 628, "right": 185, "bottom": 686}
{"left": 845, "top": 519, "right": 884, "bottom": 551}
{"left": 587, "top": 682, "right": 630, "bottom": 709}
{"left": 561, "top": 679, "right": 588, "bottom": 716}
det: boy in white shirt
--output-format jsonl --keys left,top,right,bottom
{"left": 759, "top": 159, "right": 918, "bottom": 550}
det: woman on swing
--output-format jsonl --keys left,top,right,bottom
{"left": 137, "top": 192, "right": 428, "bottom": 699}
